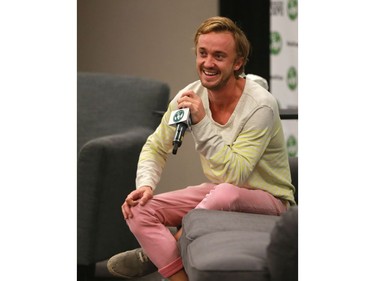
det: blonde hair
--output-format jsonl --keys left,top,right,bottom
{"left": 194, "top": 16, "right": 251, "bottom": 78}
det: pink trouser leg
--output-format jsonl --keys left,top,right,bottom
{"left": 126, "top": 183, "right": 216, "bottom": 278}
{"left": 195, "top": 183, "right": 288, "bottom": 215}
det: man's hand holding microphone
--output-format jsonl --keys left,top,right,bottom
{"left": 169, "top": 91, "right": 205, "bottom": 154}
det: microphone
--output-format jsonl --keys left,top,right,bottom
{"left": 168, "top": 108, "right": 191, "bottom": 154}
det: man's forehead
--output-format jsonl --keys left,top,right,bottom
{"left": 197, "top": 32, "right": 235, "bottom": 51}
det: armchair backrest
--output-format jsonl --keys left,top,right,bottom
{"left": 78, "top": 72, "right": 170, "bottom": 152}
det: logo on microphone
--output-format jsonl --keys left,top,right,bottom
{"left": 173, "top": 110, "right": 185, "bottom": 122}
{"left": 168, "top": 108, "right": 190, "bottom": 126}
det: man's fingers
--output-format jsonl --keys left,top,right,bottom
{"left": 126, "top": 192, "right": 141, "bottom": 205}
{"left": 122, "top": 202, "right": 131, "bottom": 219}
{"left": 139, "top": 192, "right": 153, "bottom": 206}
{"left": 122, "top": 187, "right": 153, "bottom": 219}
{"left": 122, "top": 200, "right": 138, "bottom": 219}
{"left": 139, "top": 188, "right": 153, "bottom": 206}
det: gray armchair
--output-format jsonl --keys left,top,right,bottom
{"left": 77, "top": 72, "right": 169, "bottom": 280}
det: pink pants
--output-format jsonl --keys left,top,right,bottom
{"left": 126, "top": 183, "right": 288, "bottom": 278}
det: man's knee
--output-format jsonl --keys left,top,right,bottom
{"left": 204, "top": 183, "right": 241, "bottom": 210}
{"left": 216, "top": 183, "right": 241, "bottom": 201}
{"left": 126, "top": 202, "right": 157, "bottom": 234}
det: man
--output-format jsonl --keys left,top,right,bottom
{"left": 107, "top": 16, "right": 295, "bottom": 281}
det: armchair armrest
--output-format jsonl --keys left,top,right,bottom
{"left": 77, "top": 127, "right": 153, "bottom": 265}
{"left": 267, "top": 206, "right": 298, "bottom": 281}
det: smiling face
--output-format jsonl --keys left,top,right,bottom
{"left": 196, "top": 31, "right": 243, "bottom": 91}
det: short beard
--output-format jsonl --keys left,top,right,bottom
{"left": 201, "top": 72, "right": 231, "bottom": 91}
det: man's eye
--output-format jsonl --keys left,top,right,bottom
{"left": 199, "top": 51, "right": 207, "bottom": 57}
{"left": 215, "top": 54, "right": 224, "bottom": 60}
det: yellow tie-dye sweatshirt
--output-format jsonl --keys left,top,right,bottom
{"left": 136, "top": 78, "right": 296, "bottom": 205}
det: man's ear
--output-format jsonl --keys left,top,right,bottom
{"left": 234, "top": 57, "right": 244, "bottom": 71}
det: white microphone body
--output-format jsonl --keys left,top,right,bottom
{"left": 168, "top": 108, "right": 191, "bottom": 154}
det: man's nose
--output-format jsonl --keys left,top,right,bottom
{"left": 203, "top": 55, "right": 215, "bottom": 67}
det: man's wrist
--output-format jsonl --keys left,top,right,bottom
{"left": 141, "top": 186, "right": 153, "bottom": 192}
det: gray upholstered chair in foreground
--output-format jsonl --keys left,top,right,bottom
{"left": 179, "top": 157, "right": 298, "bottom": 281}
{"left": 77, "top": 72, "right": 169, "bottom": 281}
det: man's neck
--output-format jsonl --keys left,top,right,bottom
{"left": 208, "top": 77, "right": 245, "bottom": 110}
{"left": 207, "top": 77, "right": 246, "bottom": 125}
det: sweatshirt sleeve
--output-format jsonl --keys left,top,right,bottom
{"left": 134, "top": 81, "right": 201, "bottom": 190}
{"left": 190, "top": 106, "right": 275, "bottom": 186}
{"left": 135, "top": 104, "right": 175, "bottom": 190}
